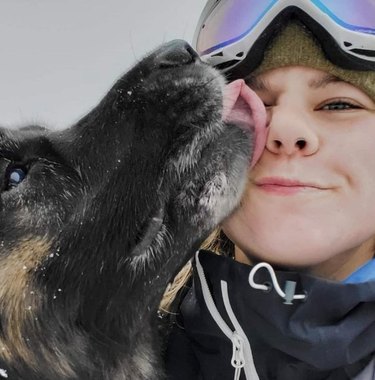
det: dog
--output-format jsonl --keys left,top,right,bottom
{"left": 0, "top": 40, "right": 257, "bottom": 379}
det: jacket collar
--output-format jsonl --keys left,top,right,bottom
{"left": 184, "top": 250, "right": 375, "bottom": 379}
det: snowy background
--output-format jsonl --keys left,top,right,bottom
{"left": 0, "top": 0, "right": 206, "bottom": 129}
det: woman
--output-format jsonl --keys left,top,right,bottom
{"left": 163, "top": 1, "right": 375, "bottom": 379}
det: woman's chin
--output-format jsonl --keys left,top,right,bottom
{"left": 236, "top": 243, "right": 327, "bottom": 269}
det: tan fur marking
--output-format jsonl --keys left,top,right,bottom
{"left": 0, "top": 237, "right": 51, "bottom": 366}
{"left": 0, "top": 237, "right": 77, "bottom": 378}
{"left": 0, "top": 237, "right": 75, "bottom": 379}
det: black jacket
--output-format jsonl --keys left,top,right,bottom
{"left": 164, "top": 250, "right": 375, "bottom": 380}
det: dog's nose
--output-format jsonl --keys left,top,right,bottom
{"left": 157, "top": 40, "right": 199, "bottom": 67}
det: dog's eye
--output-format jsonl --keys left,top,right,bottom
{"left": 5, "top": 166, "right": 27, "bottom": 190}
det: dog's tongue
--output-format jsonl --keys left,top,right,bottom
{"left": 222, "top": 79, "right": 267, "bottom": 168}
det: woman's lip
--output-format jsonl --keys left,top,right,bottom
{"left": 254, "top": 177, "right": 327, "bottom": 194}
{"left": 255, "top": 177, "right": 323, "bottom": 188}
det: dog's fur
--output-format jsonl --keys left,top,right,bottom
{"left": 0, "top": 40, "right": 252, "bottom": 379}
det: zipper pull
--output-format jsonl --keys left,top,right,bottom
{"left": 231, "top": 332, "right": 245, "bottom": 380}
{"left": 283, "top": 280, "right": 297, "bottom": 305}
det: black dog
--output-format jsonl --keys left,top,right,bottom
{"left": 0, "top": 40, "right": 253, "bottom": 379}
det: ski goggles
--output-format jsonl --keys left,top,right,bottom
{"left": 193, "top": 0, "right": 375, "bottom": 78}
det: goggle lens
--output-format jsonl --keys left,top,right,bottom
{"left": 196, "top": 0, "right": 375, "bottom": 56}
{"left": 196, "top": 0, "right": 276, "bottom": 55}
{"left": 316, "top": 0, "right": 375, "bottom": 31}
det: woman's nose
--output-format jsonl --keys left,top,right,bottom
{"left": 266, "top": 106, "right": 319, "bottom": 156}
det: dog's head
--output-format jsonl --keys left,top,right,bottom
{"left": 0, "top": 40, "right": 267, "bottom": 379}
{"left": 0, "top": 40, "right": 266, "bottom": 345}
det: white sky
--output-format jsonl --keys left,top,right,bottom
{"left": 0, "top": 0, "right": 206, "bottom": 129}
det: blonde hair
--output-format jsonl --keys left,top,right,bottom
{"left": 159, "top": 228, "right": 233, "bottom": 313}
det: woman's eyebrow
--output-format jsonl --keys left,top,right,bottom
{"left": 308, "top": 73, "right": 342, "bottom": 89}
{"left": 245, "top": 72, "right": 343, "bottom": 91}
{"left": 245, "top": 75, "right": 271, "bottom": 91}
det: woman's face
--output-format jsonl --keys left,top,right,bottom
{"left": 222, "top": 66, "right": 375, "bottom": 280}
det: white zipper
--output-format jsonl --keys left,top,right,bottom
{"left": 195, "top": 252, "right": 260, "bottom": 380}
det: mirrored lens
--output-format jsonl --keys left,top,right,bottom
{"left": 196, "top": 0, "right": 276, "bottom": 55}
{"left": 316, "top": 0, "right": 375, "bottom": 32}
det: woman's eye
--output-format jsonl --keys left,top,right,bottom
{"left": 320, "top": 101, "right": 360, "bottom": 111}
{"left": 5, "top": 166, "right": 27, "bottom": 190}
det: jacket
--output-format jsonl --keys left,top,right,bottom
{"left": 165, "top": 250, "right": 375, "bottom": 380}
